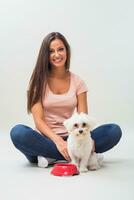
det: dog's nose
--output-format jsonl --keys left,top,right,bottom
{"left": 79, "top": 130, "right": 83, "bottom": 134}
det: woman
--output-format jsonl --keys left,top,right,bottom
{"left": 10, "top": 32, "right": 122, "bottom": 167}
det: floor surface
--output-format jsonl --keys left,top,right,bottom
{"left": 1, "top": 125, "right": 134, "bottom": 200}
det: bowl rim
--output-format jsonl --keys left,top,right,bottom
{"left": 51, "top": 163, "right": 80, "bottom": 176}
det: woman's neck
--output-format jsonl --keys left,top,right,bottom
{"left": 49, "top": 69, "right": 69, "bottom": 79}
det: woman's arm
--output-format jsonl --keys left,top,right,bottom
{"left": 31, "top": 101, "right": 60, "bottom": 143}
{"left": 76, "top": 92, "right": 88, "bottom": 113}
{"left": 76, "top": 92, "right": 95, "bottom": 152}
{"left": 31, "top": 101, "right": 70, "bottom": 160}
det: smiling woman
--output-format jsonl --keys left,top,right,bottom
{"left": 49, "top": 39, "right": 67, "bottom": 68}
{"left": 10, "top": 32, "right": 122, "bottom": 168}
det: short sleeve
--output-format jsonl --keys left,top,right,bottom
{"left": 76, "top": 77, "right": 88, "bottom": 95}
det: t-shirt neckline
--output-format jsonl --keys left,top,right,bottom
{"left": 47, "top": 72, "right": 72, "bottom": 96}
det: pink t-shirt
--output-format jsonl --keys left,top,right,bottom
{"left": 42, "top": 72, "right": 88, "bottom": 136}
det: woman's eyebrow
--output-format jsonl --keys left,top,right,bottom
{"left": 50, "top": 45, "right": 64, "bottom": 50}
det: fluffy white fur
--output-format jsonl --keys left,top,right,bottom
{"left": 64, "top": 112, "right": 102, "bottom": 173}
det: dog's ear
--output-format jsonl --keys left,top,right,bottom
{"left": 63, "top": 119, "right": 70, "bottom": 131}
{"left": 79, "top": 112, "right": 96, "bottom": 130}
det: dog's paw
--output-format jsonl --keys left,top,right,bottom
{"left": 88, "top": 164, "right": 100, "bottom": 171}
{"left": 79, "top": 167, "right": 88, "bottom": 173}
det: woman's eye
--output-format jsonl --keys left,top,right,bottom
{"left": 82, "top": 123, "right": 86, "bottom": 127}
{"left": 58, "top": 47, "right": 64, "bottom": 51}
{"left": 49, "top": 48, "right": 64, "bottom": 54}
{"left": 49, "top": 50, "right": 54, "bottom": 54}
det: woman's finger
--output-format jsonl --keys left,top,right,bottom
{"left": 63, "top": 151, "right": 70, "bottom": 161}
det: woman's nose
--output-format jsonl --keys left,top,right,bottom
{"left": 54, "top": 51, "right": 60, "bottom": 57}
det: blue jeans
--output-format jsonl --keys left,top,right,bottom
{"left": 10, "top": 123, "right": 122, "bottom": 163}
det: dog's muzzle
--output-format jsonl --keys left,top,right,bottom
{"left": 79, "top": 130, "right": 83, "bottom": 134}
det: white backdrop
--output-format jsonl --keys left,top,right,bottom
{"left": 0, "top": 0, "right": 134, "bottom": 133}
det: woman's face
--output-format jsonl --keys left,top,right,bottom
{"left": 49, "top": 39, "right": 67, "bottom": 69}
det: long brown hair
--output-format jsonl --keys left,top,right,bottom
{"left": 27, "top": 32, "right": 71, "bottom": 113}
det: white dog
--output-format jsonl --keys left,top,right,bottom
{"left": 64, "top": 112, "right": 102, "bottom": 173}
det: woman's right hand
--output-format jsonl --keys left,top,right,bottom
{"left": 55, "top": 138, "right": 71, "bottom": 161}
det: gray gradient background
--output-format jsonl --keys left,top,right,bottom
{"left": 0, "top": 0, "right": 134, "bottom": 132}
{"left": 0, "top": 1, "right": 134, "bottom": 200}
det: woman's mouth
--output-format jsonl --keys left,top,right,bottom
{"left": 53, "top": 58, "right": 63, "bottom": 63}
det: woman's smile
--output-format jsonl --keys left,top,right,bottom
{"left": 49, "top": 39, "right": 67, "bottom": 68}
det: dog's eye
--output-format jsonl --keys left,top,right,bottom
{"left": 82, "top": 123, "right": 86, "bottom": 127}
{"left": 74, "top": 123, "right": 78, "bottom": 128}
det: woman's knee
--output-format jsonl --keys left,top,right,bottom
{"left": 109, "top": 124, "right": 122, "bottom": 145}
{"left": 10, "top": 124, "right": 29, "bottom": 146}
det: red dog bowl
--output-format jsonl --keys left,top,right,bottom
{"left": 51, "top": 163, "right": 79, "bottom": 176}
